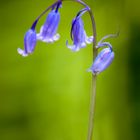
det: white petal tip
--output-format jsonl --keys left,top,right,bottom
{"left": 81, "top": 42, "right": 86, "bottom": 48}
{"left": 17, "top": 48, "right": 28, "bottom": 57}
{"left": 37, "top": 34, "right": 60, "bottom": 43}
{"left": 86, "top": 36, "right": 94, "bottom": 44}
{"left": 37, "top": 34, "right": 43, "bottom": 40}
{"left": 53, "top": 34, "right": 60, "bottom": 41}
{"left": 66, "top": 41, "right": 80, "bottom": 52}
{"left": 67, "top": 45, "right": 79, "bottom": 52}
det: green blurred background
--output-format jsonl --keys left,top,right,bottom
{"left": 0, "top": 0, "right": 140, "bottom": 140}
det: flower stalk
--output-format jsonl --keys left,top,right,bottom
{"left": 63, "top": 1, "right": 98, "bottom": 140}
{"left": 63, "top": 1, "right": 97, "bottom": 139}
{"left": 18, "top": 1, "right": 116, "bottom": 140}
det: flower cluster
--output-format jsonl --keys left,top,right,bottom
{"left": 18, "top": 0, "right": 115, "bottom": 75}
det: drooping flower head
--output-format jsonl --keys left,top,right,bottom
{"left": 88, "top": 46, "right": 114, "bottom": 75}
{"left": 37, "top": 2, "right": 61, "bottom": 43}
{"left": 87, "top": 33, "right": 118, "bottom": 74}
{"left": 66, "top": 8, "right": 93, "bottom": 51}
{"left": 17, "top": 28, "right": 37, "bottom": 57}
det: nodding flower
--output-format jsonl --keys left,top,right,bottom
{"left": 37, "top": 3, "right": 61, "bottom": 43}
{"left": 17, "top": 29, "right": 37, "bottom": 57}
{"left": 88, "top": 47, "right": 114, "bottom": 75}
{"left": 66, "top": 8, "right": 93, "bottom": 52}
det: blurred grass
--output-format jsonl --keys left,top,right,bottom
{"left": 0, "top": 0, "right": 140, "bottom": 140}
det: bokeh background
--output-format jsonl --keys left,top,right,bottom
{"left": 0, "top": 0, "right": 140, "bottom": 140}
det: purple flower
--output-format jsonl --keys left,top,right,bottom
{"left": 37, "top": 10, "right": 60, "bottom": 43}
{"left": 88, "top": 47, "right": 114, "bottom": 75}
{"left": 18, "top": 29, "right": 37, "bottom": 57}
{"left": 66, "top": 17, "right": 93, "bottom": 51}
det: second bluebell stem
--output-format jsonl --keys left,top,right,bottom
{"left": 87, "top": 9, "right": 98, "bottom": 140}
{"left": 76, "top": 1, "right": 98, "bottom": 140}
{"left": 66, "top": 1, "right": 98, "bottom": 140}
{"left": 64, "top": 1, "right": 98, "bottom": 140}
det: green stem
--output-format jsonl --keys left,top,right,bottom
{"left": 87, "top": 75, "right": 97, "bottom": 140}
{"left": 86, "top": 6, "right": 97, "bottom": 140}
{"left": 61, "top": 1, "right": 98, "bottom": 140}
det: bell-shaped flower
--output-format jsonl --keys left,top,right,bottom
{"left": 88, "top": 47, "right": 114, "bottom": 75}
{"left": 37, "top": 10, "right": 60, "bottom": 43}
{"left": 17, "top": 29, "right": 37, "bottom": 57}
{"left": 66, "top": 17, "right": 93, "bottom": 51}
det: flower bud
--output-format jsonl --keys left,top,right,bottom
{"left": 88, "top": 48, "right": 114, "bottom": 75}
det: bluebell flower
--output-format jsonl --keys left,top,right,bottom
{"left": 88, "top": 47, "right": 114, "bottom": 75}
{"left": 66, "top": 16, "right": 93, "bottom": 51}
{"left": 37, "top": 9, "right": 60, "bottom": 43}
{"left": 18, "top": 29, "right": 37, "bottom": 57}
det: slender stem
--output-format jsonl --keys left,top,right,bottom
{"left": 62, "top": 1, "right": 98, "bottom": 140}
{"left": 88, "top": 75, "right": 97, "bottom": 140}
{"left": 87, "top": 7, "right": 98, "bottom": 140}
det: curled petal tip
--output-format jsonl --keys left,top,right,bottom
{"left": 53, "top": 34, "right": 60, "bottom": 41}
{"left": 67, "top": 45, "right": 79, "bottom": 52}
{"left": 66, "top": 40, "right": 80, "bottom": 52}
{"left": 17, "top": 48, "right": 28, "bottom": 57}
{"left": 80, "top": 42, "right": 86, "bottom": 48}
{"left": 86, "top": 36, "right": 94, "bottom": 44}
{"left": 37, "top": 33, "right": 42, "bottom": 40}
